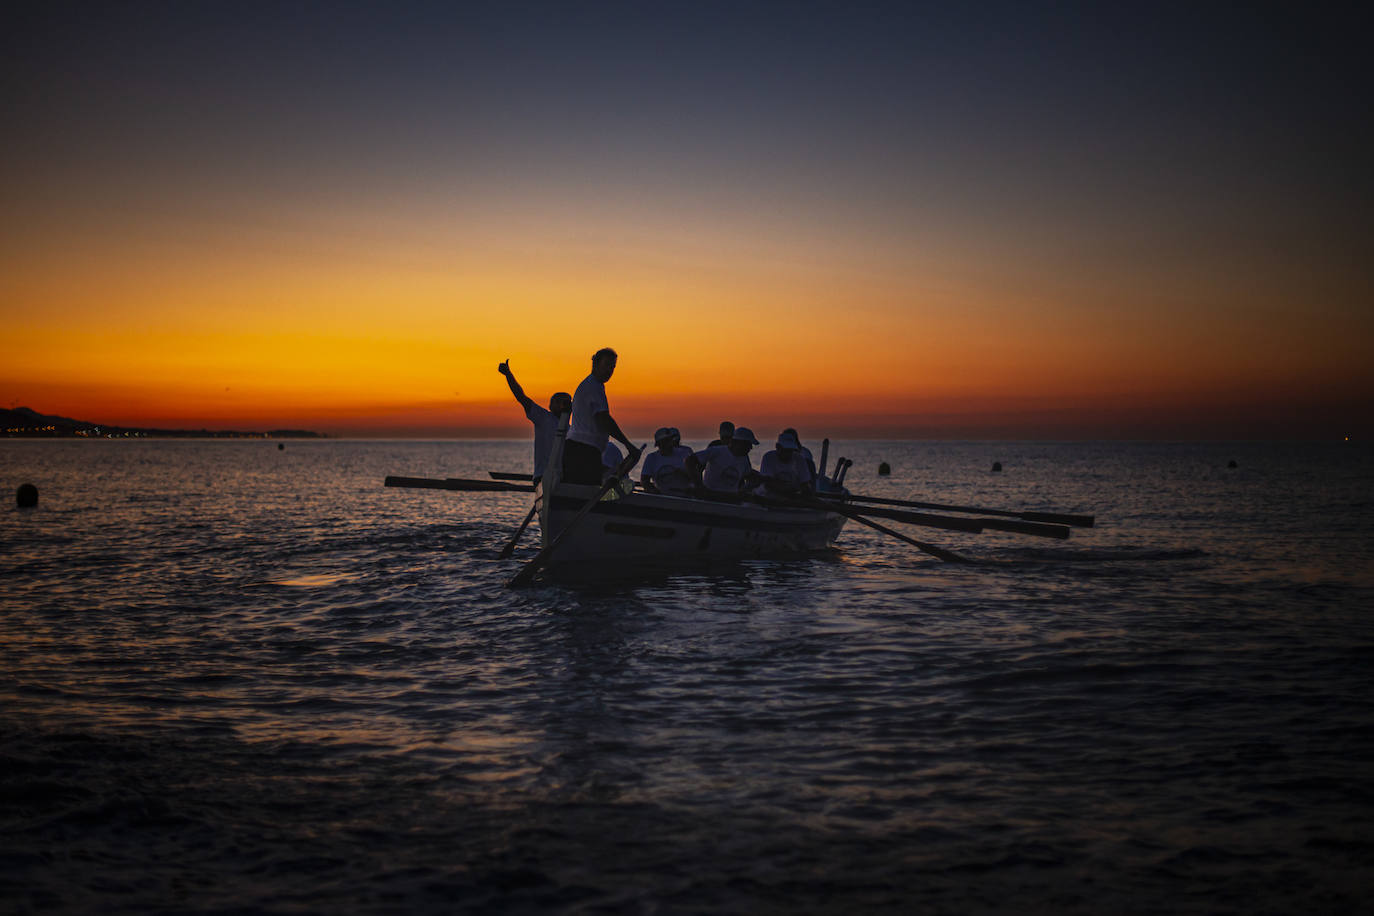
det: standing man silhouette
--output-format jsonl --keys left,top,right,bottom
{"left": 563, "top": 348, "right": 640, "bottom": 485}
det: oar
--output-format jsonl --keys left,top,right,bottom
{"left": 834, "top": 501, "right": 1069, "bottom": 539}
{"left": 813, "top": 502, "right": 982, "bottom": 534}
{"left": 823, "top": 492, "right": 1094, "bottom": 528}
{"left": 497, "top": 500, "right": 539, "bottom": 559}
{"left": 817, "top": 438, "right": 830, "bottom": 480}
{"left": 385, "top": 476, "right": 535, "bottom": 493}
{"left": 763, "top": 494, "right": 968, "bottom": 563}
{"left": 507, "top": 445, "right": 645, "bottom": 588}
{"left": 842, "top": 508, "right": 970, "bottom": 564}
{"left": 488, "top": 471, "right": 533, "bottom": 482}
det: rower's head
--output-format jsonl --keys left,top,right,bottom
{"left": 782, "top": 427, "right": 801, "bottom": 447}
{"left": 591, "top": 347, "right": 618, "bottom": 382}
{"left": 776, "top": 430, "right": 799, "bottom": 459}
{"left": 729, "top": 426, "right": 759, "bottom": 456}
{"left": 653, "top": 427, "right": 675, "bottom": 455}
{"left": 718, "top": 421, "right": 734, "bottom": 442}
{"left": 549, "top": 392, "right": 573, "bottom": 415}
{"left": 669, "top": 427, "right": 682, "bottom": 448}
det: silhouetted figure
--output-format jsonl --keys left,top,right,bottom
{"left": 278, "top": 443, "right": 285, "bottom": 451}
{"left": 756, "top": 432, "right": 814, "bottom": 496}
{"left": 782, "top": 427, "right": 817, "bottom": 485}
{"left": 878, "top": 462, "right": 891, "bottom": 476}
{"left": 16, "top": 484, "right": 38, "bottom": 508}
{"left": 499, "top": 359, "right": 572, "bottom": 480}
{"left": 562, "top": 348, "right": 640, "bottom": 485}
{"left": 707, "top": 421, "right": 735, "bottom": 449}
{"left": 691, "top": 426, "right": 760, "bottom": 493}
{"left": 641, "top": 427, "right": 694, "bottom": 495}
{"left": 1228, "top": 459, "right": 1238, "bottom": 469}
{"left": 991, "top": 461, "right": 1003, "bottom": 472}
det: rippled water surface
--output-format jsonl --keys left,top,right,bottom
{"left": 3, "top": 439, "right": 1372, "bottom": 913}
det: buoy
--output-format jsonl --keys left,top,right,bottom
{"left": 278, "top": 443, "right": 285, "bottom": 450}
{"left": 877, "top": 462, "right": 890, "bottom": 476}
{"left": 1227, "top": 459, "right": 1237, "bottom": 468}
{"left": 991, "top": 461, "right": 1002, "bottom": 473}
{"left": 17, "top": 483, "right": 38, "bottom": 508}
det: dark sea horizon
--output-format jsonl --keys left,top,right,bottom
{"left": 3, "top": 439, "right": 1371, "bottom": 914}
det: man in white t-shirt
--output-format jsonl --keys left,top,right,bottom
{"left": 563, "top": 347, "right": 641, "bottom": 485}
{"left": 756, "top": 431, "right": 815, "bottom": 496}
{"left": 641, "top": 427, "right": 693, "bottom": 495}
{"left": 669, "top": 428, "right": 693, "bottom": 464}
{"left": 498, "top": 360, "right": 571, "bottom": 481}
{"left": 690, "top": 426, "right": 760, "bottom": 494}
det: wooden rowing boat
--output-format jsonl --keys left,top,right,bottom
{"left": 531, "top": 413, "right": 844, "bottom": 568}
{"left": 536, "top": 481, "right": 846, "bottom": 565}
{"left": 384, "top": 413, "right": 1094, "bottom": 583}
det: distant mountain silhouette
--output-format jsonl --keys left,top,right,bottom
{"left": 2, "top": 406, "right": 325, "bottom": 438}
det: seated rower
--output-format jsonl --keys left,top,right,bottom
{"left": 707, "top": 420, "right": 734, "bottom": 448}
{"left": 756, "top": 431, "right": 815, "bottom": 497}
{"left": 641, "top": 427, "right": 693, "bottom": 495}
{"left": 668, "top": 428, "right": 693, "bottom": 463}
{"left": 689, "top": 426, "right": 760, "bottom": 494}
{"left": 601, "top": 441, "right": 624, "bottom": 481}
{"left": 781, "top": 427, "right": 817, "bottom": 487}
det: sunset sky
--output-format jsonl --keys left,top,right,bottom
{"left": 3, "top": 3, "right": 1369, "bottom": 439}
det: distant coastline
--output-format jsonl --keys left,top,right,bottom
{"left": 2, "top": 407, "right": 325, "bottom": 439}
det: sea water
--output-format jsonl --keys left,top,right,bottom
{"left": 2, "top": 439, "right": 1371, "bottom": 914}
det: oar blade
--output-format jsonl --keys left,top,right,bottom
{"left": 1022, "top": 511, "right": 1095, "bottom": 528}
{"left": 840, "top": 503, "right": 984, "bottom": 534}
{"left": 976, "top": 518, "right": 1071, "bottom": 540}
{"left": 385, "top": 475, "right": 535, "bottom": 493}
{"left": 497, "top": 502, "right": 540, "bottom": 559}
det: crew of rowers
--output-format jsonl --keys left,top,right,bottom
{"left": 499, "top": 349, "right": 818, "bottom": 499}
{"left": 634, "top": 421, "right": 817, "bottom": 498}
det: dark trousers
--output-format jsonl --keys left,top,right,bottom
{"left": 562, "top": 440, "right": 603, "bottom": 485}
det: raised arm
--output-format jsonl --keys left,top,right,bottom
{"left": 597, "top": 410, "right": 641, "bottom": 462}
{"left": 498, "top": 359, "right": 534, "bottom": 412}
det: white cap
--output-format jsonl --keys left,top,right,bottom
{"left": 733, "top": 426, "right": 759, "bottom": 445}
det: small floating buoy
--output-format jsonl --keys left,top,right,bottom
{"left": 877, "top": 462, "right": 890, "bottom": 476}
{"left": 991, "top": 461, "right": 1002, "bottom": 473}
{"left": 16, "top": 483, "right": 38, "bottom": 508}
{"left": 1227, "top": 459, "right": 1238, "bottom": 469}
{"left": 278, "top": 443, "right": 285, "bottom": 450}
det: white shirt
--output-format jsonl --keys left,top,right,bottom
{"left": 525, "top": 402, "right": 555, "bottom": 478}
{"left": 695, "top": 444, "right": 752, "bottom": 492}
{"left": 569, "top": 373, "right": 609, "bottom": 450}
{"left": 757, "top": 449, "right": 811, "bottom": 492}
{"left": 641, "top": 448, "right": 683, "bottom": 480}
{"left": 642, "top": 445, "right": 693, "bottom": 493}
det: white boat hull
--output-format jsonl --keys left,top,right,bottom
{"left": 538, "top": 483, "right": 846, "bottom": 566}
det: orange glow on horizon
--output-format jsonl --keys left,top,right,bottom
{"left": 5, "top": 144, "right": 1372, "bottom": 441}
